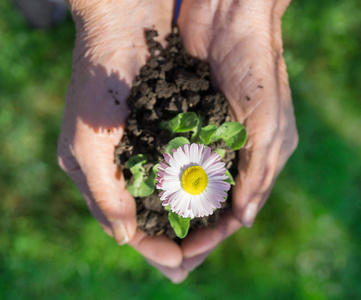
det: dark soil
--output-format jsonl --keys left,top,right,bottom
{"left": 115, "top": 26, "right": 238, "bottom": 240}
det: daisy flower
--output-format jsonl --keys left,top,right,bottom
{"left": 156, "top": 143, "right": 231, "bottom": 218}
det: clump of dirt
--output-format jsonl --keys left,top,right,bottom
{"left": 115, "top": 26, "right": 238, "bottom": 240}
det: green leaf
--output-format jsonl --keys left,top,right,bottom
{"left": 126, "top": 154, "right": 147, "bottom": 169}
{"left": 126, "top": 155, "right": 157, "bottom": 197}
{"left": 215, "top": 148, "right": 226, "bottom": 159}
{"left": 199, "top": 124, "right": 217, "bottom": 145}
{"left": 160, "top": 112, "right": 199, "bottom": 133}
{"left": 225, "top": 169, "right": 235, "bottom": 185}
{"left": 152, "top": 163, "right": 160, "bottom": 174}
{"left": 191, "top": 115, "right": 203, "bottom": 141}
{"left": 127, "top": 181, "right": 154, "bottom": 198}
{"left": 142, "top": 163, "right": 160, "bottom": 192}
{"left": 211, "top": 122, "right": 247, "bottom": 150}
{"left": 165, "top": 137, "right": 190, "bottom": 154}
{"left": 164, "top": 205, "right": 171, "bottom": 212}
{"left": 168, "top": 211, "right": 191, "bottom": 239}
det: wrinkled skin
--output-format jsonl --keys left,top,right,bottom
{"left": 58, "top": 0, "right": 298, "bottom": 283}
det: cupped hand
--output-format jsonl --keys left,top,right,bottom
{"left": 177, "top": 0, "right": 298, "bottom": 271}
{"left": 58, "top": 0, "right": 187, "bottom": 283}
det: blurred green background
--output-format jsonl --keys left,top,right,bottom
{"left": 1, "top": 0, "right": 360, "bottom": 299}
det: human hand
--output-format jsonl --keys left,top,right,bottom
{"left": 57, "top": 0, "right": 187, "bottom": 283}
{"left": 177, "top": 0, "right": 298, "bottom": 271}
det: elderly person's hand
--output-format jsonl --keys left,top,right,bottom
{"left": 58, "top": 0, "right": 187, "bottom": 283}
{"left": 178, "top": 0, "right": 298, "bottom": 272}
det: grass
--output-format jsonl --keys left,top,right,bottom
{"left": 0, "top": 0, "right": 360, "bottom": 299}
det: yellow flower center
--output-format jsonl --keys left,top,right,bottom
{"left": 181, "top": 166, "right": 208, "bottom": 195}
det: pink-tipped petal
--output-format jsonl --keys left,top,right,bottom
{"left": 159, "top": 161, "right": 168, "bottom": 169}
{"left": 163, "top": 153, "right": 172, "bottom": 164}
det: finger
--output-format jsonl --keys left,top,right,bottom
{"left": 146, "top": 259, "right": 188, "bottom": 284}
{"left": 57, "top": 141, "right": 112, "bottom": 235}
{"left": 256, "top": 130, "right": 298, "bottom": 212}
{"left": 232, "top": 134, "right": 282, "bottom": 227}
{"left": 234, "top": 108, "right": 298, "bottom": 228}
{"left": 181, "top": 249, "right": 212, "bottom": 272}
{"left": 129, "top": 231, "right": 183, "bottom": 268}
{"left": 58, "top": 127, "right": 137, "bottom": 245}
{"left": 181, "top": 210, "right": 242, "bottom": 258}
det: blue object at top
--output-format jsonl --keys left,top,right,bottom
{"left": 174, "top": 0, "right": 183, "bottom": 23}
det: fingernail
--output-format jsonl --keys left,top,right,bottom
{"left": 111, "top": 221, "right": 129, "bottom": 245}
{"left": 241, "top": 202, "right": 258, "bottom": 228}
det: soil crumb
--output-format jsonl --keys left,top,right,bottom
{"left": 115, "top": 26, "right": 238, "bottom": 240}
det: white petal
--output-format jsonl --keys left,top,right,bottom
{"left": 196, "top": 144, "right": 205, "bottom": 162}
{"left": 168, "top": 156, "right": 182, "bottom": 171}
{"left": 205, "top": 162, "right": 226, "bottom": 174}
{"left": 183, "top": 143, "right": 190, "bottom": 159}
{"left": 205, "top": 187, "right": 228, "bottom": 199}
{"left": 176, "top": 191, "right": 192, "bottom": 219}
{"left": 190, "top": 195, "right": 201, "bottom": 217}
{"left": 169, "top": 189, "right": 184, "bottom": 210}
{"left": 173, "top": 147, "right": 190, "bottom": 166}
{"left": 208, "top": 174, "right": 229, "bottom": 181}
{"left": 201, "top": 193, "right": 214, "bottom": 215}
{"left": 187, "top": 194, "right": 206, "bottom": 217}
{"left": 190, "top": 143, "right": 200, "bottom": 164}
{"left": 176, "top": 192, "right": 191, "bottom": 217}
{"left": 201, "top": 153, "right": 221, "bottom": 170}
{"left": 200, "top": 146, "right": 211, "bottom": 165}
{"left": 162, "top": 173, "right": 179, "bottom": 181}
{"left": 208, "top": 180, "right": 231, "bottom": 191}
{"left": 164, "top": 167, "right": 180, "bottom": 176}
{"left": 161, "top": 181, "right": 181, "bottom": 190}
{"left": 203, "top": 190, "right": 223, "bottom": 209}
{"left": 160, "top": 190, "right": 178, "bottom": 201}
{"left": 204, "top": 188, "right": 227, "bottom": 201}
{"left": 161, "top": 187, "right": 181, "bottom": 199}
{"left": 172, "top": 149, "right": 183, "bottom": 164}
